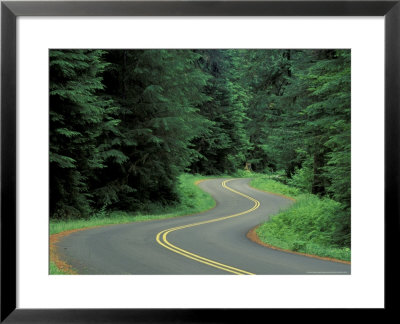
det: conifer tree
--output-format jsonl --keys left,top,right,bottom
{"left": 189, "top": 50, "right": 249, "bottom": 174}
{"left": 100, "top": 49, "right": 211, "bottom": 210}
{"left": 50, "top": 49, "right": 112, "bottom": 217}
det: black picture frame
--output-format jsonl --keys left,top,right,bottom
{"left": 1, "top": 0, "right": 398, "bottom": 321}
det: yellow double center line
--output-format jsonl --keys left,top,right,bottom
{"left": 155, "top": 179, "right": 260, "bottom": 275}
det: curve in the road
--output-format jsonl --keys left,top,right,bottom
{"left": 54, "top": 178, "right": 350, "bottom": 275}
{"left": 156, "top": 179, "right": 258, "bottom": 275}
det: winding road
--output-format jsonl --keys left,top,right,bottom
{"left": 55, "top": 178, "right": 351, "bottom": 275}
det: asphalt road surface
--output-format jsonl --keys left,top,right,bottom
{"left": 55, "top": 178, "right": 351, "bottom": 275}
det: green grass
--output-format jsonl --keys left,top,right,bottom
{"left": 49, "top": 261, "right": 70, "bottom": 275}
{"left": 50, "top": 174, "right": 216, "bottom": 235}
{"left": 249, "top": 175, "right": 302, "bottom": 199}
{"left": 247, "top": 173, "right": 350, "bottom": 262}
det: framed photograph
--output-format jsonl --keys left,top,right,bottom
{"left": 1, "top": 0, "right": 397, "bottom": 321}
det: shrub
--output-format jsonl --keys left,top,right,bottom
{"left": 251, "top": 175, "right": 351, "bottom": 261}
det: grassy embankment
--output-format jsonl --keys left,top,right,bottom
{"left": 50, "top": 174, "right": 215, "bottom": 235}
{"left": 50, "top": 173, "right": 216, "bottom": 274}
{"left": 247, "top": 172, "right": 350, "bottom": 262}
{"left": 49, "top": 261, "right": 69, "bottom": 274}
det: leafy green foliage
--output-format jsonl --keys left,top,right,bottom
{"left": 49, "top": 261, "right": 70, "bottom": 275}
{"left": 250, "top": 176, "right": 302, "bottom": 198}
{"left": 256, "top": 194, "right": 350, "bottom": 261}
{"left": 286, "top": 157, "right": 314, "bottom": 192}
{"left": 249, "top": 173, "right": 350, "bottom": 258}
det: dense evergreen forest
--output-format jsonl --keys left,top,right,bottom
{"left": 50, "top": 49, "right": 350, "bottom": 241}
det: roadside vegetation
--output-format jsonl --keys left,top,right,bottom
{"left": 248, "top": 173, "right": 302, "bottom": 198}
{"left": 50, "top": 174, "right": 215, "bottom": 235}
{"left": 249, "top": 173, "right": 350, "bottom": 262}
{"left": 49, "top": 261, "right": 69, "bottom": 275}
